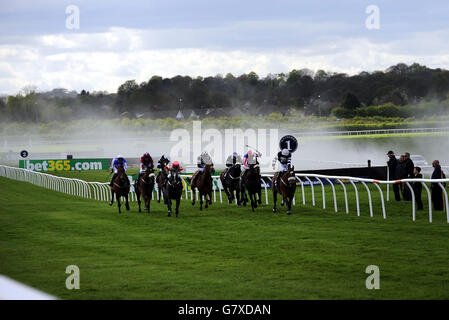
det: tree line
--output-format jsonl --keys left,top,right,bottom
{"left": 1, "top": 62, "right": 449, "bottom": 123}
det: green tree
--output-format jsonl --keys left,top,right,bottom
{"left": 340, "top": 92, "right": 361, "bottom": 109}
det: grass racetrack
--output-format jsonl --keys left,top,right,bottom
{"left": 1, "top": 174, "right": 449, "bottom": 300}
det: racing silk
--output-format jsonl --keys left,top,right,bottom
{"left": 197, "top": 153, "right": 213, "bottom": 170}
{"left": 157, "top": 157, "right": 170, "bottom": 171}
{"left": 140, "top": 155, "right": 154, "bottom": 173}
{"left": 111, "top": 157, "right": 128, "bottom": 174}
{"left": 167, "top": 163, "right": 184, "bottom": 178}
{"left": 243, "top": 151, "right": 261, "bottom": 168}
{"left": 272, "top": 151, "right": 291, "bottom": 171}
{"left": 226, "top": 154, "right": 242, "bottom": 167}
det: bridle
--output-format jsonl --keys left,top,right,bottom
{"left": 280, "top": 170, "right": 296, "bottom": 187}
{"left": 142, "top": 168, "right": 155, "bottom": 185}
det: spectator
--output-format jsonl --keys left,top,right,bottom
{"left": 431, "top": 160, "right": 445, "bottom": 211}
{"left": 402, "top": 152, "right": 415, "bottom": 201}
{"left": 395, "top": 155, "right": 407, "bottom": 200}
{"left": 387, "top": 150, "right": 401, "bottom": 201}
{"left": 412, "top": 167, "right": 424, "bottom": 210}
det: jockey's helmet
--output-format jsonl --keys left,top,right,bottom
{"left": 247, "top": 150, "right": 253, "bottom": 155}
{"left": 173, "top": 161, "right": 180, "bottom": 167}
{"left": 281, "top": 149, "right": 290, "bottom": 156}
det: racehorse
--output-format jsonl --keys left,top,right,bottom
{"left": 156, "top": 168, "right": 168, "bottom": 203}
{"left": 109, "top": 165, "right": 130, "bottom": 214}
{"left": 220, "top": 164, "right": 241, "bottom": 205}
{"left": 190, "top": 164, "right": 214, "bottom": 210}
{"left": 164, "top": 167, "right": 183, "bottom": 217}
{"left": 271, "top": 165, "right": 296, "bottom": 215}
{"left": 241, "top": 163, "right": 262, "bottom": 212}
{"left": 135, "top": 167, "right": 155, "bottom": 213}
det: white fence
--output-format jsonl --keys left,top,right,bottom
{"left": 1, "top": 165, "right": 448, "bottom": 223}
{"left": 293, "top": 127, "right": 449, "bottom": 137}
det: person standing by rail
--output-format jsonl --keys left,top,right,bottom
{"left": 387, "top": 151, "right": 401, "bottom": 201}
{"left": 431, "top": 160, "right": 446, "bottom": 211}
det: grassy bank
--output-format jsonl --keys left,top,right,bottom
{"left": 1, "top": 175, "right": 449, "bottom": 299}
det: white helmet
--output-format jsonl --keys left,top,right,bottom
{"left": 117, "top": 154, "right": 124, "bottom": 158}
{"left": 281, "top": 149, "right": 289, "bottom": 156}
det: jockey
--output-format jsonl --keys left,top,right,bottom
{"left": 225, "top": 152, "right": 242, "bottom": 180}
{"left": 197, "top": 151, "right": 213, "bottom": 171}
{"left": 167, "top": 160, "right": 184, "bottom": 179}
{"left": 138, "top": 152, "right": 154, "bottom": 181}
{"left": 110, "top": 154, "right": 128, "bottom": 187}
{"left": 156, "top": 154, "right": 170, "bottom": 181}
{"left": 272, "top": 148, "right": 292, "bottom": 187}
{"left": 192, "top": 151, "right": 213, "bottom": 186}
{"left": 242, "top": 150, "right": 261, "bottom": 169}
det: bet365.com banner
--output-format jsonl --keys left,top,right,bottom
{"left": 19, "top": 159, "right": 110, "bottom": 172}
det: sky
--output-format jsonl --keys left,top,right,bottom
{"left": 1, "top": 0, "right": 449, "bottom": 95}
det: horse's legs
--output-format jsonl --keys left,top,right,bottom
{"left": 136, "top": 190, "right": 141, "bottom": 212}
{"left": 272, "top": 190, "right": 278, "bottom": 213}
{"left": 237, "top": 185, "right": 242, "bottom": 206}
{"left": 208, "top": 191, "right": 212, "bottom": 206}
{"left": 224, "top": 185, "right": 232, "bottom": 203}
{"left": 157, "top": 183, "right": 161, "bottom": 203}
{"left": 258, "top": 188, "right": 262, "bottom": 205}
{"left": 109, "top": 190, "right": 115, "bottom": 206}
{"left": 125, "top": 193, "right": 130, "bottom": 211}
{"left": 116, "top": 194, "right": 121, "bottom": 214}
{"left": 167, "top": 198, "right": 172, "bottom": 217}
{"left": 191, "top": 187, "right": 196, "bottom": 206}
{"left": 286, "top": 196, "right": 292, "bottom": 215}
{"left": 250, "top": 192, "right": 255, "bottom": 212}
{"left": 199, "top": 193, "right": 203, "bottom": 211}
{"left": 145, "top": 193, "right": 150, "bottom": 213}
{"left": 252, "top": 192, "right": 258, "bottom": 209}
{"left": 175, "top": 198, "right": 180, "bottom": 217}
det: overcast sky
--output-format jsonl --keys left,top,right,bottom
{"left": 1, "top": 0, "right": 448, "bottom": 94}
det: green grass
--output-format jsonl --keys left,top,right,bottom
{"left": 1, "top": 175, "right": 449, "bottom": 300}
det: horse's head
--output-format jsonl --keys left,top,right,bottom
{"left": 169, "top": 170, "right": 183, "bottom": 189}
{"left": 234, "top": 163, "right": 241, "bottom": 175}
{"left": 143, "top": 167, "right": 155, "bottom": 183}
{"left": 286, "top": 165, "right": 296, "bottom": 187}
{"left": 250, "top": 163, "right": 260, "bottom": 175}
{"left": 206, "top": 164, "right": 215, "bottom": 174}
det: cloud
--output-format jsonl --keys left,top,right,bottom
{"left": 1, "top": 25, "right": 449, "bottom": 94}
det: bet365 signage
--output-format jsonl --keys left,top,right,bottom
{"left": 19, "top": 159, "right": 110, "bottom": 172}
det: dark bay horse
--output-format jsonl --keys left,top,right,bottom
{"left": 156, "top": 168, "right": 168, "bottom": 203}
{"left": 164, "top": 168, "right": 183, "bottom": 217}
{"left": 272, "top": 165, "right": 296, "bottom": 215}
{"left": 109, "top": 166, "right": 130, "bottom": 213}
{"left": 135, "top": 167, "right": 155, "bottom": 213}
{"left": 190, "top": 164, "right": 214, "bottom": 210}
{"left": 220, "top": 164, "right": 241, "bottom": 205}
{"left": 241, "top": 163, "right": 262, "bottom": 212}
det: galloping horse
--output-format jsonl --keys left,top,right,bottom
{"left": 190, "top": 164, "right": 214, "bottom": 210}
{"left": 156, "top": 168, "right": 168, "bottom": 203}
{"left": 271, "top": 165, "right": 296, "bottom": 215}
{"left": 164, "top": 168, "right": 183, "bottom": 217}
{"left": 135, "top": 167, "right": 155, "bottom": 213}
{"left": 109, "top": 166, "right": 130, "bottom": 213}
{"left": 220, "top": 164, "right": 241, "bottom": 205}
{"left": 241, "top": 162, "right": 262, "bottom": 212}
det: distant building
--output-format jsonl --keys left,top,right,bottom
{"left": 176, "top": 109, "right": 184, "bottom": 120}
